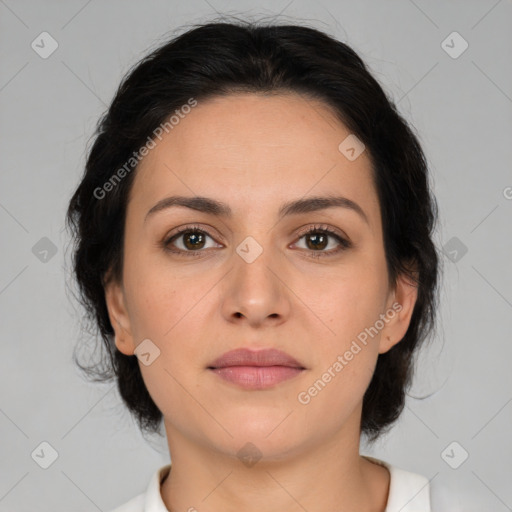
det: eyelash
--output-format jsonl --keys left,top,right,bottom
{"left": 162, "top": 223, "right": 352, "bottom": 259}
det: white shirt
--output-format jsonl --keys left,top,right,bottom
{"left": 108, "top": 456, "right": 449, "bottom": 512}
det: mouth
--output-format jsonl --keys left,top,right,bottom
{"left": 207, "top": 348, "right": 306, "bottom": 390}
{"left": 208, "top": 365, "right": 305, "bottom": 389}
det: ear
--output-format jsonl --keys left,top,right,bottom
{"left": 379, "top": 265, "right": 419, "bottom": 354}
{"left": 104, "top": 276, "right": 136, "bottom": 356}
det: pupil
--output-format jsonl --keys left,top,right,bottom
{"left": 184, "top": 231, "right": 205, "bottom": 250}
{"left": 307, "top": 233, "right": 327, "bottom": 250}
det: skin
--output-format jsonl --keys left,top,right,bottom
{"left": 105, "top": 92, "right": 418, "bottom": 512}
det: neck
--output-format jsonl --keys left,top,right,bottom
{"left": 160, "top": 421, "right": 389, "bottom": 512}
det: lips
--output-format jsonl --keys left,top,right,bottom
{"left": 207, "top": 348, "right": 306, "bottom": 390}
{"left": 208, "top": 348, "right": 305, "bottom": 369}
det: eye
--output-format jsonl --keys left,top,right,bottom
{"left": 292, "top": 224, "right": 352, "bottom": 258}
{"left": 162, "top": 223, "right": 351, "bottom": 258}
{"left": 163, "top": 225, "right": 221, "bottom": 255}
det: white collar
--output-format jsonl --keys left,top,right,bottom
{"left": 363, "top": 456, "right": 431, "bottom": 511}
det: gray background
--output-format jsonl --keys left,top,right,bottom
{"left": 1, "top": 0, "right": 511, "bottom": 510}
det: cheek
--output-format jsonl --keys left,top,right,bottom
{"left": 124, "top": 249, "right": 204, "bottom": 340}
{"left": 295, "top": 348, "right": 377, "bottom": 433}
{"left": 314, "top": 266, "right": 388, "bottom": 345}
{"left": 123, "top": 253, "right": 215, "bottom": 386}
{"left": 297, "top": 287, "right": 382, "bottom": 418}
{"left": 125, "top": 270, "right": 211, "bottom": 429}
{"left": 128, "top": 287, "right": 208, "bottom": 375}
{"left": 300, "top": 262, "right": 387, "bottom": 399}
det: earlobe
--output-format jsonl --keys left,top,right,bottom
{"left": 379, "top": 270, "right": 418, "bottom": 354}
{"left": 104, "top": 279, "right": 136, "bottom": 356}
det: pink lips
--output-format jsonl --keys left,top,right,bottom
{"left": 208, "top": 348, "right": 305, "bottom": 390}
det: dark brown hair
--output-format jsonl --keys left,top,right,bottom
{"left": 66, "top": 19, "right": 440, "bottom": 443}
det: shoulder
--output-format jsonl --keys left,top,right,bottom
{"left": 363, "top": 455, "right": 457, "bottom": 512}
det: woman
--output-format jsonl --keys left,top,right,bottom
{"left": 66, "top": 19, "right": 448, "bottom": 512}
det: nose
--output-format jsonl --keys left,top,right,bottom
{"left": 220, "top": 239, "right": 291, "bottom": 328}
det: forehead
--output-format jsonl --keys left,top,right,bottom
{"left": 128, "top": 92, "right": 379, "bottom": 228}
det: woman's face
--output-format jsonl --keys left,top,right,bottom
{"left": 105, "top": 92, "right": 417, "bottom": 459}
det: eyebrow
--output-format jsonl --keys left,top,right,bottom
{"left": 144, "top": 194, "right": 369, "bottom": 225}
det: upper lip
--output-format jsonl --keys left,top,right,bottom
{"left": 208, "top": 348, "right": 305, "bottom": 369}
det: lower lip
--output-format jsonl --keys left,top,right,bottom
{"left": 209, "top": 366, "right": 304, "bottom": 389}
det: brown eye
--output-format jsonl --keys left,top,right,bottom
{"left": 304, "top": 232, "right": 329, "bottom": 251}
{"left": 181, "top": 231, "right": 207, "bottom": 250}
{"left": 293, "top": 225, "right": 352, "bottom": 259}
{"left": 164, "top": 227, "right": 220, "bottom": 255}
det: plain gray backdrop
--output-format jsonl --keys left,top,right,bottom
{"left": 1, "top": 1, "right": 511, "bottom": 511}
